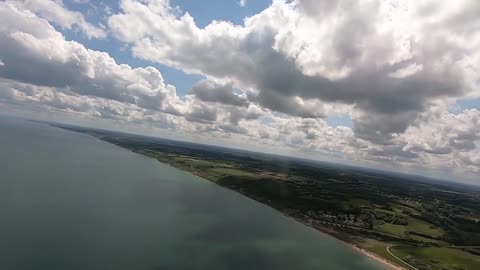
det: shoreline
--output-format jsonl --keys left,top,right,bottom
{"left": 136, "top": 148, "right": 408, "bottom": 270}
{"left": 350, "top": 244, "right": 406, "bottom": 270}
{"left": 268, "top": 207, "right": 407, "bottom": 270}
{"left": 82, "top": 135, "right": 407, "bottom": 270}
{"left": 142, "top": 152, "right": 409, "bottom": 270}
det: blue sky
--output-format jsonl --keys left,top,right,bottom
{"left": 60, "top": 0, "right": 271, "bottom": 96}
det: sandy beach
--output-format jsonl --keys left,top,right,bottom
{"left": 350, "top": 244, "right": 406, "bottom": 270}
{"left": 270, "top": 207, "right": 407, "bottom": 270}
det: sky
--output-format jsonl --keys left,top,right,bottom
{"left": 0, "top": 0, "right": 479, "bottom": 184}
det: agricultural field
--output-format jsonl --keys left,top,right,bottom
{"left": 391, "top": 246, "right": 480, "bottom": 270}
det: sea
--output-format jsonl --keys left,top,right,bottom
{"left": 0, "top": 116, "right": 387, "bottom": 270}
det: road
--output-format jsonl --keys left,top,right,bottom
{"left": 386, "top": 245, "right": 420, "bottom": 270}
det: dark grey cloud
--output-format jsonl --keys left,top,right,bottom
{"left": 185, "top": 104, "right": 217, "bottom": 123}
{"left": 368, "top": 143, "right": 419, "bottom": 160}
{"left": 227, "top": 106, "right": 263, "bottom": 125}
{"left": 256, "top": 89, "right": 324, "bottom": 119}
{"left": 353, "top": 111, "right": 418, "bottom": 145}
{"left": 218, "top": 124, "right": 248, "bottom": 134}
{"left": 436, "top": 1, "right": 480, "bottom": 34}
{"left": 190, "top": 80, "right": 248, "bottom": 107}
{"left": 449, "top": 131, "right": 480, "bottom": 151}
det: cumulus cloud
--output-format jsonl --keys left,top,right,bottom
{"left": 0, "top": 2, "right": 185, "bottom": 115}
{"left": 190, "top": 80, "right": 249, "bottom": 107}
{"left": 185, "top": 102, "right": 217, "bottom": 123}
{"left": 226, "top": 104, "right": 264, "bottom": 125}
{"left": 108, "top": 0, "right": 478, "bottom": 145}
{"left": 7, "top": 0, "right": 106, "bottom": 39}
{"left": 407, "top": 108, "right": 480, "bottom": 154}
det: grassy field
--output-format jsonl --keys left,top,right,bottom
{"left": 356, "top": 239, "right": 412, "bottom": 269}
{"left": 407, "top": 218, "right": 444, "bottom": 238}
{"left": 343, "top": 198, "right": 373, "bottom": 208}
{"left": 375, "top": 223, "right": 409, "bottom": 237}
{"left": 358, "top": 239, "right": 480, "bottom": 269}
{"left": 209, "top": 168, "right": 259, "bottom": 178}
{"left": 374, "top": 220, "right": 443, "bottom": 239}
{"left": 409, "top": 235, "right": 447, "bottom": 245}
{"left": 373, "top": 206, "right": 444, "bottom": 240}
{"left": 168, "top": 157, "right": 262, "bottom": 182}
{"left": 374, "top": 215, "right": 445, "bottom": 238}
{"left": 392, "top": 246, "right": 480, "bottom": 270}
{"left": 390, "top": 203, "right": 421, "bottom": 216}
{"left": 173, "top": 157, "right": 220, "bottom": 168}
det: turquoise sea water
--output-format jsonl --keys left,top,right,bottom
{"left": 0, "top": 117, "right": 386, "bottom": 270}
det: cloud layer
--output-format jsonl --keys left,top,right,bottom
{"left": 1, "top": 0, "right": 479, "bottom": 181}
{"left": 108, "top": 0, "right": 479, "bottom": 146}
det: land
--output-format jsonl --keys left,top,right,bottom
{"left": 57, "top": 124, "right": 480, "bottom": 270}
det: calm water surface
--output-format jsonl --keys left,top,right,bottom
{"left": 0, "top": 117, "right": 386, "bottom": 270}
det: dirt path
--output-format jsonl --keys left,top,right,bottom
{"left": 387, "top": 245, "right": 420, "bottom": 270}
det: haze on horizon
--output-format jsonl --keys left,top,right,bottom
{"left": 0, "top": 0, "right": 479, "bottom": 184}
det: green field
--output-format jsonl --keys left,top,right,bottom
{"left": 409, "top": 235, "right": 447, "bottom": 245}
{"left": 373, "top": 215, "right": 444, "bottom": 238}
{"left": 358, "top": 239, "right": 480, "bottom": 270}
{"left": 407, "top": 218, "right": 444, "bottom": 238}
{"left": 390, "top": 203, "right": 421, "bottom": 216}
{"left": 392, "top": 246, "right": 480, "bottom": 270}
{"left": 373, "top": 206, "right": 444, "bottom": 240}
{"left": 343, "top": 198, "right": 373, "bottom": 209}
{"left": 173, "top": 157, "right": 220, "bottom": 167}
{"left": 209, "top": 168, "right": 260, "bottom": 178}
{"left": 356, "top": 239, "right": 411, "bottom": 269}
{"left": 375, "top": 223, "right": 409, "bottom": 237}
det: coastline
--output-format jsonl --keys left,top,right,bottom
{"left": 267, "top": 206, "right": 407, "bottom": 270}
{"left": 81, "top": 135, "right": 408, "bottom": 270}
{"left": 137, "top": 150, "right": 408, "bottom": 270}
{"left": 272, "top": 209, "right": 407, "bottom": 270}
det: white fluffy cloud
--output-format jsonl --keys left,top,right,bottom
{"left": 0, "top": 2, "right": 186, "bottom": 116}
{"left": 7, "top": 0, "right": 106, "bottom": 39}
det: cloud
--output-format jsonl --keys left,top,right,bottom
{"left": 72, "top": 0, "right": 91, "bottom": 4}
{"left": 226, "top": 104, "right": 264, "bottom": 125}
{"left": 1, "top": 0, "right": 480, "bottom": 181}
{"left": 190, "top": 80, "right": 249, "bottom": 107}
{"left": 238, "top": 0, "right": 247, "bottom": 7}
{"left": 408, "top": 108, "right": 480, "bottom": 151}
{"left": 0, "top": 2, "right": 185, "bottom": 115}
{"left": 108, "top": 0, "right": 478, "bottom": 144}
{"left": 185, "top": 103, "right": 217, "bottom": 123}
{"left": 7, "top": 0, "right": 106, "bottom": 39}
